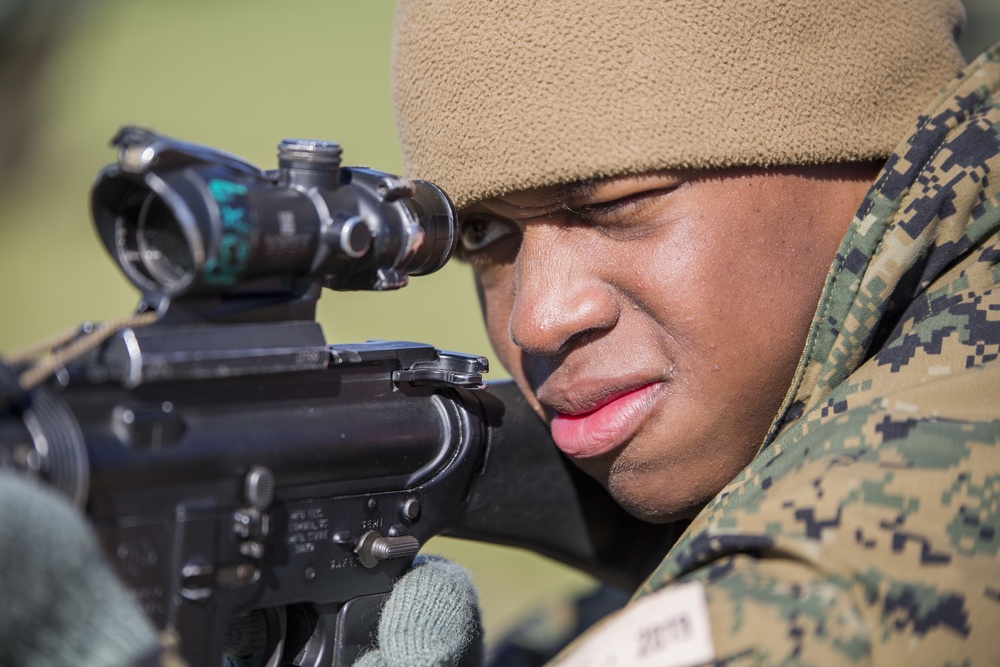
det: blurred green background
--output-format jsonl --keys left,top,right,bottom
{"left": 0, "top": 0, "right": 996, "bottom": 654}
{"left": 0, "top": 0, "right": 596, "bottom": 651}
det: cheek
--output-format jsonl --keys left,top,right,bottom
{"left": 625, "top": 216, "right": 802, "bottom": 423}
{"left": 473, "top": 268, "right": 520, "bottom": 372}
{"left": 623, "top": 221, "right": 728, "bottom": 354}
{"left": 475, "top": 268, "right": 548, "bottom": 417}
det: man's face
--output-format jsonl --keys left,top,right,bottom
{"left": 459, "top": 166, "right": 875, "bottom": 522}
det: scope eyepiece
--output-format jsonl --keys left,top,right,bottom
{"left": 91, "top": 127, "right": 458, "bottom": 306}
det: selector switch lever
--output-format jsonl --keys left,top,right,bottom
{"left": 233, "top": 466, "right": 274, "bottom": 559}
{"left": 354, "top": 530, "right": 420, "bottom": 568}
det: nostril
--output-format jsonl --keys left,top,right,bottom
{"left": 508, "top": 284, "right": 619, "bottom": 357}
{"left": 508, "top": 225, "right": 619, "bottom": 357}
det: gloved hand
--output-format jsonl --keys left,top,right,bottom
{"left": 0, "top": 470, "right": 163, "bottom": 667}
{"left": 354, "top": 555, "right": 484, "bottom": 667}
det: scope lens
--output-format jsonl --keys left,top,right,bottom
{"left": 137, "top": 192, "right": 196, "bottom": 290}
{"left": 403, "top": 180, "right": 457, "bottom": 276}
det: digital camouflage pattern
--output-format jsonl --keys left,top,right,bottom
{"left": 620, "top": 44, "right": 1000, "bottom": 665}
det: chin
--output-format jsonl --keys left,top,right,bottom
{"left": 604, "top": 467, "right": 710, "bottom": 524}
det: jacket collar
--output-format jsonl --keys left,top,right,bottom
{"left": 765, "top": 44, "right": 1000, "bottom": 448}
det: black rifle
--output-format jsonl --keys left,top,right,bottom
{"left": 0, "top": 129, "right": 673, "bottom": 666}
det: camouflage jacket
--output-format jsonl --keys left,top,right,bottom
{"left": 556, "top": 45, "right": 1000, "bottom": 666}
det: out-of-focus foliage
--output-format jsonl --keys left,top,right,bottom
{"left": 960, "top": 0, "right": 1000, "bottom": 61}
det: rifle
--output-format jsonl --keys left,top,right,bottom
{"left": 0, "top": 128, "right": 674, "bottom": 666}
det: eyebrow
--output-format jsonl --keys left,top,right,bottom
{"left": 542, "top": 179, "right": 599, "bottom": 206}
{"left": 476, "top": 178, "right": 599, "bottom": 219}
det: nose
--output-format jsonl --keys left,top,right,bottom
{"left": 508, "top": 225, "right": 619, "bottom": 357}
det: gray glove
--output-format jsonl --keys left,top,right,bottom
{"left": 0, "top": 470, "right": 162, "bottom": 667}
{"left": 354, "top": 555, "right": 483, "bottom": 667}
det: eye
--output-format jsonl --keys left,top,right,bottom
{"left": 458, "top": 215, "right": 518, "bottom": 255}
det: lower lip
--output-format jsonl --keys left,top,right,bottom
{"left": 549, "top": 383, "right": 663, "bottom": 458}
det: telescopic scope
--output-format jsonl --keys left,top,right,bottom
{"left": 91, "top": 127, "right": 457, "bottom": 301}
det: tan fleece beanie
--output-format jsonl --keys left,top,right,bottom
{"left": 392, "top": 0, "right": 966, "bottom": 209}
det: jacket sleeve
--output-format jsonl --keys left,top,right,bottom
{"left": 553, "top": 389, "right": 1000, "bottom": 666}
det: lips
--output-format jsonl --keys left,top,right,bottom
{"left": 548, "top": 382, "right": 664, "bottom": 458}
